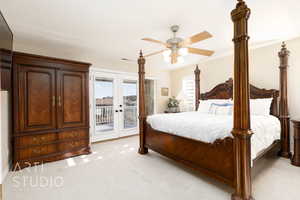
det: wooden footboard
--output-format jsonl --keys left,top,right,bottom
{"left": 145, "top": 124, "right": 235, "bottom": 187}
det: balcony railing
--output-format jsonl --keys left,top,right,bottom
{"left": 96, "top": 105, "right": 113, "bottom": 126}
{"left": 95, "top": 105, "right": 137, "bottom": 128}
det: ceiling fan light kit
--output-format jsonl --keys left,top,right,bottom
{"left": 142, "top": 25, "right": 214, "bottom": 64}
{"left": 163, "top": 55, "right": 171, "bottom": 63}
{"left": 163, "top": 49, "right": 171, "bottom": 57}
{"left": 177, "top": 56, "right": 184, "bottom": 64}
{"left": 179, "top": 47, "right": 188, "bottom": 56}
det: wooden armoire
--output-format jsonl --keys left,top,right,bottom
{"left": 13, "top": 52, "right": 91, "bottom": 169}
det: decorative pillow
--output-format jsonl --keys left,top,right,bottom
{"left": 250, "top": 98, "right": 273, "bottom": 116}
{"left": 198, "top": 99, "right": 230, "bottom": 113}
{"left": 209, "top": 103, "right": 233, "bottom": 115}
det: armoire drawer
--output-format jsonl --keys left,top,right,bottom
{"left": 17, "top": 144, "right": 58, "bottom": 160}
{"left": 59, "top": 139, "right": 89, "bottom": 152}
{"left": 59, "top": 129, "right": 88, "bottom": 140}
{"left": 15, "top": 133, "right": 58, "bottom": 148}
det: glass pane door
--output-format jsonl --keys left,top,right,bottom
{"left": 91, "top": 71, "right": 140, "bottom": 142}
{"left": 122, "top": 80, "right": 138, "bottom": 130}
{"left": 120, "top": 79, "right": 138, "bottom": 135}
{"left": 94, "top": 75, "right": 118, "bottom": 140}
{"left": 94, "top": 77, "right": 116, "bottom": 135}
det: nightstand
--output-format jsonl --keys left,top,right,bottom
{"left": 291, "top": 119, "right": 300, "bottom": 167}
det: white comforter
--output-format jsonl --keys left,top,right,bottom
{"left": 147, "top": 112, "right": 280, "bottom": 160}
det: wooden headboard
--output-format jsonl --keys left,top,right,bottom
{"left": 199, "top": 78, "right": 279, "bottom": 116}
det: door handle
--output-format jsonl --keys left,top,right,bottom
{"left": 58, "top": 96, "right": 62, "bottom": 107}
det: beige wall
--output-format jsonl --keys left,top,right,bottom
{"left": 171, "top": 37, "right": 300, "bottom": 119}
{"left": 14, "top": 40, "right": 171, "bottom": 113}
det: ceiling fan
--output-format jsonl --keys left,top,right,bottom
{"left": 142, "top": 25, "right": 214, "bottom": 64}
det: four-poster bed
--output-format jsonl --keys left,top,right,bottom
{"left": 137, "top": 1, "right": 291, "bottom": 199}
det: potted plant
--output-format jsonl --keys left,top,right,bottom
{"left": 167, "top": 96, "right": 180, "bottom": 113}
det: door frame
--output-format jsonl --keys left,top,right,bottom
{"left": 118, "top": 74, "right": 139, "bottom": 137}
{"left": 90, "top": 70, "right": 119, "bottom": 142}
{"left": 89, "top": 68, "right": 142, "bottom": 142}
{"left": 144, "top": 76, "right": 158, "bottom": 115}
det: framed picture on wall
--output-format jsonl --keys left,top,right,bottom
{"left": 161, "top": 87, "right": 169, "bottom": 96}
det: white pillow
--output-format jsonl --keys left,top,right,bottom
{"left": 209, "top": 103, "right": 233, "bottom": 115}
{"left": 198, "top": 99, "right": 230, "bottom": 113}
{"left": 250, "top": 98, "right": 273, "bottom": 116}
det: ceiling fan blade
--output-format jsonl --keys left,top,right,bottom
{"left": 144, "top": 49, "right": 166, "bottom": 57}
{"left": 142, "top": 38, "right": 168, "bottom": 46}
{"left": 171, "top": 53, "right": 177, "bottom": 64}
{"left": 188, "top": 47, "right": 214, "bottom": 56}
{"left": 180, "top": 31, "right": 213, "bottom": 46}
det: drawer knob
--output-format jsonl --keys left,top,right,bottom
{"left": 32, "top": 136, "right": 47, "bottom": 143}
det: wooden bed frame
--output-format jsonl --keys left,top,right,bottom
{"left": 137, "top": 1, "right": 291, "bottom": 199}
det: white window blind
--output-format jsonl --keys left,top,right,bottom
{"left": 182, "top": 79, "right": 195, "bottom": 111}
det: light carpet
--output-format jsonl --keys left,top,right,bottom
{"left": 3, "top": 136, "right": 300, "bottom": 200}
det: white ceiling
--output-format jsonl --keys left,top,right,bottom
{"left": 1, "top": 0, "right": 300, "bottom": 70}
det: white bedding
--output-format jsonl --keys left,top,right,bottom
{"left": 146, "top": 112, "right": 281, "bottom": 161}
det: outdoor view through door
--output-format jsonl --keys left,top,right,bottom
{"left": 122, "top": 80, "right": 138, "bottom": 129}
{"left": 95, "top": 78, "right": 114, "bottom": 132}
{"left": 91, "top": 71, "right": 156, "bottom": 142}
{"left": 92, "top": 72, "right": 139, "bottom": 142}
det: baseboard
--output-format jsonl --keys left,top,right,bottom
{"left": 92, "top": 134, "right": 138, "bottom": 144}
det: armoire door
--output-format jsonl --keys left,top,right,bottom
{"left": 19, "top": 66, "right": 57, "bottom": 132}
{"left": 57, "top": 70, "right": 87, "bottom": 128}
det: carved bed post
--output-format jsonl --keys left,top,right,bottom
{"left": 138, "top": 50, "right": 148, "bottom": 154}
{"left": 278, "top": 42, "right": 292, "bottom": 158}
{"left": 231, "top": 1, "right": 253, "bottom": 200}
{"left": 194, "top": 65, "right": 201, "bottom": 110}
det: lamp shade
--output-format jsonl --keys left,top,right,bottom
{"left": 163, "top": 49, "right": 171, "bottom": 57}
{"left": 179, "top": 48, "right": 188, "bottom": 56}
{"left": 164, "top": 55, "right": 171, "bottom": 63}
{"left": 177, "top": 56, "right": 184, "bottom": 64}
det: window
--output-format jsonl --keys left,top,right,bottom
{"left": 182, "top": 78, "right": 195, "bottom": 111}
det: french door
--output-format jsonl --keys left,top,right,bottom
{"left": 90, "top": 71, "right": 138, "bottom": 142}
